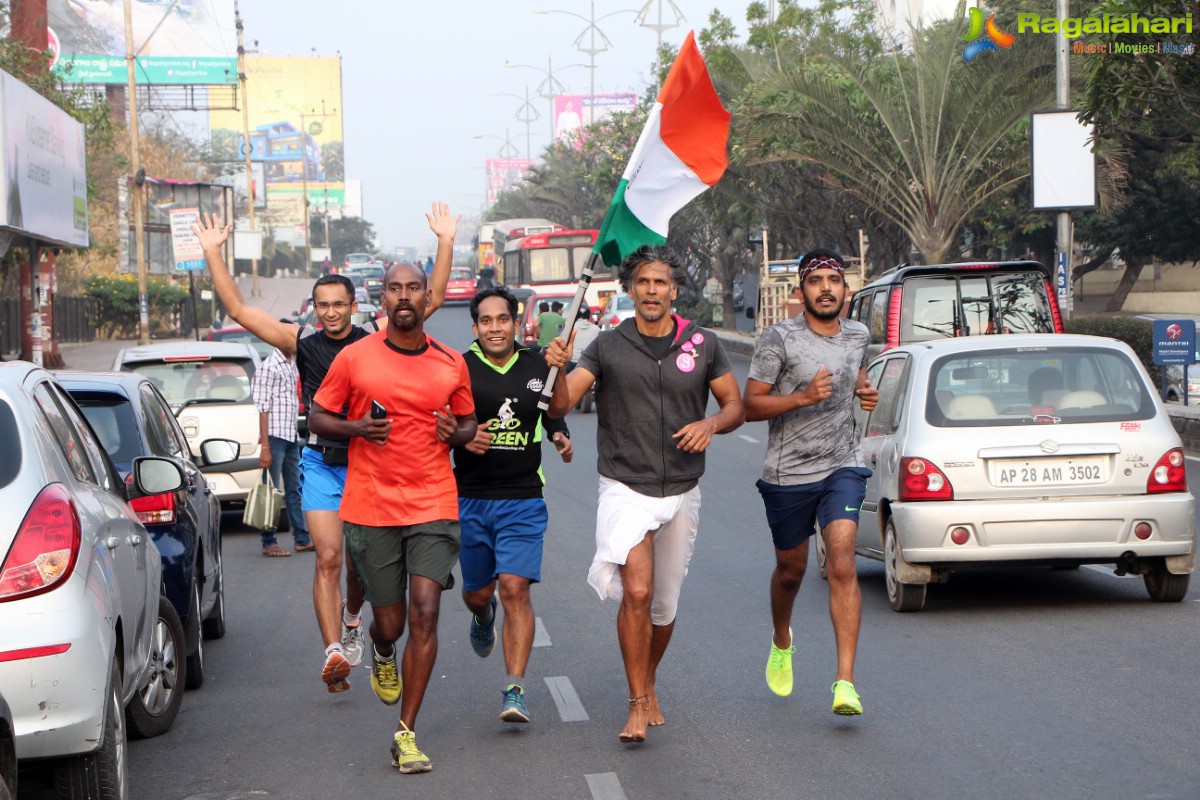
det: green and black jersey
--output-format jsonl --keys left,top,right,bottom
{"left": 453, "top": 342, "right": 568, "bottom": 499}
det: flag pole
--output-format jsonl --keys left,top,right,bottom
{"left": 536, "top": 251, "right": 604, "bottom": 411}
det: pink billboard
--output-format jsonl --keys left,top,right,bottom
{"left": 554, "top": 93, "right": 639, "bottom": 139}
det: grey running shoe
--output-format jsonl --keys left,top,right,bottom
{"left": 469, "top": 595, "right": 497, "bottom": 658}
{"left": 500, "top": 685, "right": 530, "bottom": 723}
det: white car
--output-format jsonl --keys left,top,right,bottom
{"left": 598, "top": 292, "right": 636, "bottom": 331}
{"left": 112, "top": 342, "right": 262, "bottom": 511}
{"left": 848, "top": 334, "right": 1195, "bottom": 611}
{"left": 0, "top": 362, "right": 196, "bottom": 798}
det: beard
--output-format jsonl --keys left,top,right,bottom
{"left": 391, "top": 304, "right": 420, "bottom": 331}
{"left": 804, "top": 293, "right": 844, "bottom": 321}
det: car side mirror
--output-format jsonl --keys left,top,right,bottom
{"left": 128, "top": 457, "right": 184, "bottom": 498}
{"left": 200, "top": 438, "right": 240, "bottom": 466}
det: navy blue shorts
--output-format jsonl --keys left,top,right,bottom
{"left": 756, "top": 467, "right": 872, "bottom": 551}
{"left": 458, "top": 497, "right": 548, "bottom": 591}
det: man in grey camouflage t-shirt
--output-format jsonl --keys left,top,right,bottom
{"left": 744, "top": 249, "right": 879, "bottom": 717}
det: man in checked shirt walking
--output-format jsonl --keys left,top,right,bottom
{"left": 252, "top": 341, "right": 313, "bottom": 556}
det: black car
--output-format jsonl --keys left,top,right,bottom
{"left": 57, "top": 372, "right": 237, "bottom": 691}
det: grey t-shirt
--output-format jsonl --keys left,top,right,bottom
{"left": 748, "top": 314, "right": 870, "bottom": 485}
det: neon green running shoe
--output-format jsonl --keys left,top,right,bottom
{"left": 765, "top": 628, "right": 795, "bottom": 697}
{"left": 831, "top": 680, "right": 863, "bottom": 716}
{"left": 370, "top": 646, "right": 402, "bottom": 706}
{"left": 390, "top": 723, "right": 432, "bottom": 774}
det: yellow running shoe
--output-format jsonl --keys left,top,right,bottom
{"left": 390, "top": 723, "right": 432, "bottom": 774}
{"left": 765, "top": 628, "right": 795, "bottom": 697}
{"left": 831, "top": 680, "right": 863, "bottom": 715}
{"left": 370, "top": 646, "right": 402, "bottom": 706}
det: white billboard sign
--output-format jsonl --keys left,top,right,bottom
{"left": 169, "top": 208, "right": 206, "bottom": 271}
{"left": 0, "top": 69, "right": 89, "bottom": 247}
{"left": 1032, "top": 110, "right": 1096, "bottom": 211}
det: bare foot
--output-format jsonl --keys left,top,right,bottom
{"left": 647, "top": 689, "right": 665, "bottom": 726}
{"left": 619, "top": 695, "right": 649, "bottom": 743}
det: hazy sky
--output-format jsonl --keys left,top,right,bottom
{"left": 235, "top": 0, "right": 739, "bottom": 252}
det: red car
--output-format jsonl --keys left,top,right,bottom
{"left": 445, "top": 268, "right": 477, "bottom": 304}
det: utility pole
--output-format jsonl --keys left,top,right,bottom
{"left": 235, "top": 1, "right": 261, "bottom": 297}
{"left": 124, "top": 0, "right": 150, "bottom": 345}
{"left": 1055, "top": 0, "right": 1072, "bottom": 320}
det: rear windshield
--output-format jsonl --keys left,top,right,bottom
{"left": 450, "top": 269, "right": 473, "bottom": 281}
{"left": 615, "top": 295, "right": 633, "bottom": 311}
{"left": 0, "top": 400, "right": 20, "bottom": 489}
{"left": 75, "top": 394, "right": 141, "bottom": 474}
{"left": 125, "top": 359, "right": 255, "bottom": 410}
{"left": 927, "top": 347, "right": 1155, "bottom": 427}
{"left": 902, "top": 272, "right": 1054, "bottom": 342}
{"left": 210, "top": 330, "right": 272, "bottom": 359}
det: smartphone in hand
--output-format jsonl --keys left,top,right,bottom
{"left": 371, "top": 400, "right": 387, "bottom": 419}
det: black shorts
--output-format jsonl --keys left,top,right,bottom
{"left": 756, "top": 467, "right": 871, "bottom": 551}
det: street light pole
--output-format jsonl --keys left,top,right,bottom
{"left": 533, "top": 3, "right": 638, "bottom": 122}
{"left": 635, "top": 0, "right": 686, "bottom": 58}
{"left": 505, "top": 58, "right": 587, "bottom": 142}
{"left": 234, "top": 1, "right": 261, "bottom": 297}
{"left": 491, "top": 87, "right": 541, "bottom": 160}
{"left": 123, "top": 0, "right": 149, "bottom": 345}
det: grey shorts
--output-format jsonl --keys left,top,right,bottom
{"left": 343, "top": 520, "right": 460, "bottom": 607}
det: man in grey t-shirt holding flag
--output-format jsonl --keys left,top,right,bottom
{"left": 744, "top": 249, "right": 879, "bottom": 717}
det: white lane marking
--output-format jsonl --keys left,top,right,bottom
{"left": 544, "top": 676, "right": 589, "bottom": 722}
{"left": 533, "top": 616, "right": 552, "bottom": 648}
{"left": 1082, "top": 564, "right": 1139, "bottom": 580}
{"left": 739, "top": 434, "right": 759, "bottom": 444}
{"left": 586, "top": 773, "right": 628, "bottom": 800}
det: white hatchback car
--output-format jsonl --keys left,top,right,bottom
{"left": 113, "top": 342, "right": 262, "bottom": 511}
{"left": 0, "top": 362, "right": 196, "bottom": 798}
{"left": 849, "top": 334, "right": 1195, "bottom": 611}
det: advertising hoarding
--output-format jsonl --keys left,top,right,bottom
{"left": 0, "top": 69, "right": 89, "bottom": 247}
{"left": 209, "top": 57, "right": 345, "bottom": 228}
{"left": 168, "top": 208, "right": 205, "bottom": 271}
{"left": 49, "top": 0, "right": 238, "bottom": 85}
{"left": 486, "top": 158, "right": 533, "bottom": 205}
{"left": 554, "top": 93, "right": 638, "bottom": 139}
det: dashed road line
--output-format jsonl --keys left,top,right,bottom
{"left": 544, "top": 675, "right": 589, "bottom": 722}
{"left": 533, "top": 616, "right": 552, "bottom": 648}
{"left": 739, "top": 434, "right": 759, "bottom": 444}
{"left": 586, "top": 773, "right": 628, "bottom": 800}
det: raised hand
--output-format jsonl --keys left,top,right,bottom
{"left": 192, "top": 212, "right": 232, "bottom": 253}
{"left": 425, "top": 202, "right": 461, "bottom": 241}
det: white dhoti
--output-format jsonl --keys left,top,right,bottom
{"left": 588, "top": 477, "right": 702, "bottom": 625}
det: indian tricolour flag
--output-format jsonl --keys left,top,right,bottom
{"left": 593, "top": 31, "right": 731, "bottom": 268}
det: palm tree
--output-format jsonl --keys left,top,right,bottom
{"left": 740, "top": 7, "right": 1054, "bottom": 264}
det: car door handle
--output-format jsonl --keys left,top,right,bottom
{"left": 869, "top": 454, "right": 878, "bottom": 467}
{"left": 105, "top": 536, "right": 121, "bottom": 550}
{"left": 127, "top": 534, "right": 142, "bottom": 546}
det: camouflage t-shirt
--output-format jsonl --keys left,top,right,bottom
{"left": 748, "top": 314, "right": 870, "bottom": 485}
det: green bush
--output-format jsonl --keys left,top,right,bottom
{"left": 1064, "top": 316, "right": 1159, "bottom": 388}
{"left": 84, "top": 274, "right": 188, "bottom": 338}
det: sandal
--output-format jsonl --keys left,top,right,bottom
{"left": 294, "top": 543, "right": 316, "bottom": 552}
{"left": 619, "top": 695, "right": 650, "bottom": 743}
{"left": 262, "top": 544, "right": 292, "bottom": 557}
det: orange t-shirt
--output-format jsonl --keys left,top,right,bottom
{"left": 313, "top": 331, "right": 474, "bottom": 527}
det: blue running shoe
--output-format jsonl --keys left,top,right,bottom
{"left": 470, "top": 596, "right": 497, "bottom": 658}
{"left": 500, "top": 685, "right": 530, "bottom": 723}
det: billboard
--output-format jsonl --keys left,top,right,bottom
{"left": 49, "top": 0, "right": 238, "bottom": 85}
{"left": 486, "top": 158, "right": 533, "bottom": 205}
{"left": 0, "top": 69, "right": 89, "bottom": 247}
{"left": 554, "top": 93, "right": 638, "bottom": 139}
{"left": 210, "top": 57, "right": 345, "bottom": 228}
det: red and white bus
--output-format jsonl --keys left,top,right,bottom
{"left": 499, "top": 228, "right": 619, "bottom": 313}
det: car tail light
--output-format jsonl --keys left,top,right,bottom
{"left": 1146, "top": 448, "right": 1187, "bottom": 494}
{"left": 609, "top": 314, "right": 619, "bottom": 326}
{"left": 883, "top": 286, "right": 902, "bottom": 353}
{"left": 0, "top": 484, "right": 82, "bottom": 602}
{"left": 1045, "top": 280, "right": 1065, "bottom": 333}
{"left": 899, "top": 457, "right": 954, "bottom": 501}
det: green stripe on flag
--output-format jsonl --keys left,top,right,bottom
{"left": 593, "top": 179, "right": 668, "bottom": 268}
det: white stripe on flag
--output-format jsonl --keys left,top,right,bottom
{"left": 622, "top": 105, "right": 711, "bottom": 237}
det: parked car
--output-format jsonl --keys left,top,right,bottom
{"left": 347, "top": 264, "right": 385, "bottom": 303}
{"left": 845, "top": 334, "right": 1195, "bottom": 612}
{"left": 847, "top": 261, "right": 1064, "bottom": 361}
{"left": 0, "top": 362, "right": 194, "bottom": 797}
{"left": 0, "top": 691, "right": 14, "bottom": 800}
{"left": 446, "top": 268, "right": 477, "bottom": 304}
{"left": 599, "top": 292, "right": 636, "bottom": 331}
{"left": 520, "top": 293, "right": 576, "bottom": 345}
{"left": 57, "top": 372, "right": 239, "bottom": 690}
{"left": 343, "top": 252, "right": 373, "bottom": 270}
{"left": 112, "top": 341, "right": 262, "bottom": 512}
{"left": 205, "top": 324, "right": 274, "bottom": 360}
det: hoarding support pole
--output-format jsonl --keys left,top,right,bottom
{"left": 124, "top": 0, "right": 150, "bottom": 345}
{"left": 236, "top": 2, "right": 261, "bottom": 297}
{"left": 1055, "top": 0, "right": 1071, "bottom": 321}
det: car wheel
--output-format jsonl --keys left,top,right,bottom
{"left": 814, "top": 528, "right": 828, "bottom": 580}
{"left": 184, "top": 576, "right": 204, "bottom": 690}
{"left": 125, "top": 597, "right": 185, "bottom": 739}
{"left": 202, "top": 546, "right": 227, "bottom": 640}
{"left": 885, "top": 518, "right": 927, "bottom": 612}
{"left": 54, "top": 660, "right": 128, "bottom": 800}
{"left": 1144, "top": 558, "right": 1189, "bottom": 602}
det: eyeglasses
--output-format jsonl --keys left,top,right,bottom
{"left": 314, "top": 301, "right": 351, "bottom": 311}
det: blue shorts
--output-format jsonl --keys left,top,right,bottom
{"left": 458, "top": 497, "right": 547, "bottom": 591}
{"left": 300, "top": 446, "right": 347, "bottom": 512}
{"left": 756, "top": 467, "right": 872, "bottom": 551}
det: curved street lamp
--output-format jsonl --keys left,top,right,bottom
{"left": 490, "top": 88, "right": 541, "bottom": 160}
{"left": 504, "top": 57, "right": 590, "bottom": 142}
{"left": 533, "top": 3, "right": 639, "bottom": 106}
{"left": 473, "top": 130, "right": 521, "bottom": 159}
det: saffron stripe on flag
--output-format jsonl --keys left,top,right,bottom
{"left": 656, "top": 32, "right": 731, "bottom": 185}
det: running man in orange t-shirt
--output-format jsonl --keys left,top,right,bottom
{"left": 310, "top": 262, "right": 477, "bottom": 775}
